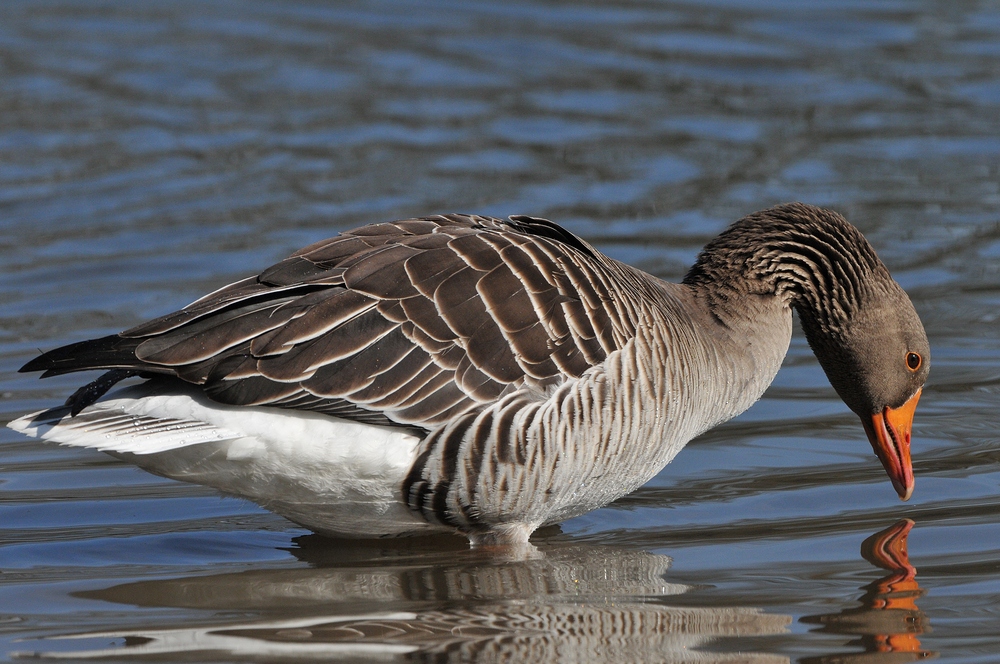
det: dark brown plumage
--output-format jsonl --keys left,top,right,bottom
{"left": 23, "top": 214, "right": 648, "bottom": 428}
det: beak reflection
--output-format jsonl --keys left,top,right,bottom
{"left": 801, "top": 519, "right": 934, "bottom": 663}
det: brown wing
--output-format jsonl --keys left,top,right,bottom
{"left": 23, "top": 215, "right": 645, "bottom": 429}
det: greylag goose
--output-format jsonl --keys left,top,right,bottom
{"left": 9, "top": 203, "right": 929, "bottom": 547}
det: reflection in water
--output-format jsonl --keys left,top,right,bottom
{"left": 20, "top": 542, "right": 789, "bottom": 662}
{"left": 801, "top": 520, "right": 934, "bottom": 663}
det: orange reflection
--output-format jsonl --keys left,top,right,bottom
{"left": 801, "top": 519, "right": 935, "bottom": 663}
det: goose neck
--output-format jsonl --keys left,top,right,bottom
{"left": 681, "top": 204, "right": 887, "bottom": 336}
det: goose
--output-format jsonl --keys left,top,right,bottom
{"left": 9, "top": 203, "right": 929, "bottom": 547}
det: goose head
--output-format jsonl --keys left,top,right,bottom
{"left": 686, "top": 203, "right": 930, "bottom": 500}
{"left": 802, "top": 275, "right": 929, "bottom": 501}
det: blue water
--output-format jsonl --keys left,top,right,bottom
{"left": 3, "top": 1, "right": 1000, "bottom": 661}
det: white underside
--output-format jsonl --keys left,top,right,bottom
{"left": 8, "top": 383, "right": 445, "bottom": 538}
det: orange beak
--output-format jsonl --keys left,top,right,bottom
{"left": 863, "top": 389, "right": 921, "bottom": 501}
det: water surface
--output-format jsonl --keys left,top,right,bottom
{"left": 2, "top": 1, "right": 1000, "bottom": 661}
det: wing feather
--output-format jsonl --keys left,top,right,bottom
{"left": 342, "top": 243, "right": 424, "bottom": 299}
{"left": 257, "top": 306, "right": 397, "bottom": 381}
{"left": 22, "top": 214, "right": 652, "bottom": 431}
{"left": 346, "top": 344, "right": 435, "bottom": 403}
{"left": 134, "top": 300, "right": 301, "bottom": 365}
{"left": 251, "top": 290, "right": 376, "bottom": 355}
{"left": 391, "top": 378, "right": 470, "bottom": 423}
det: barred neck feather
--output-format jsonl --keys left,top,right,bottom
{"left": 683, "top": 203, "right": 890, "bottom": 338}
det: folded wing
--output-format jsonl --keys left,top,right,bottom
{"left": 23, "top": 215, "right": 644, "bottom": 430}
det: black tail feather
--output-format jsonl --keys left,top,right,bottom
{"left": 20, "top": 334, "right": 148, "bottom": 377}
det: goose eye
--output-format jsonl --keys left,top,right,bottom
{"left": 905, "top": 352, "right": 922, "bottom": 372}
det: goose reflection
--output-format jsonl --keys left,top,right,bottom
{"left": 801, "top": 519, "right": 934, "bottom": 663}
{"left": 21, "top": 538, "right": 789, "bottom": 662}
